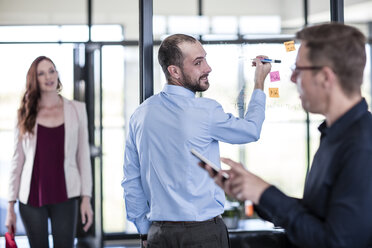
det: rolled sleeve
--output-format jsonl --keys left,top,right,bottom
{"left": 210, "top": 89, "right": 266, "bottom": 144}
{"left": 122, "top": 121, "right": 151, "bottom": 234}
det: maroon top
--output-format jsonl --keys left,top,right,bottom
{"left": 28, "top": 123, "right": 68, "bottom": 207}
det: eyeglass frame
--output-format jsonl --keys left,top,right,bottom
{"left": 290, "top": 64, "right": 324, "bottom": 77}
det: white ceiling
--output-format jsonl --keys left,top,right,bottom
{"left": 0, "top": 0, "right": 371, "bottom": 39}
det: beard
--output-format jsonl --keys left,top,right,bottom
{"left": 180, "top": 71, "right": 210, "bottom": 93}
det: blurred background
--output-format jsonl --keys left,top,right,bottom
{"left": 0, "top": 0, "right": 371, "bottom": 247}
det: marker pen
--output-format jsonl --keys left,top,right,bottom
{"left": 252, "top": 58, "right": 281, "bottom": 63}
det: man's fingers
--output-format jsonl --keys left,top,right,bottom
{"left": 220, "top": 157, "right": 238, "bottom": 166}
{"left": 204, "top": 164, "right": 218, "bottom": 178}
{"left": 200, "top": 162, "right": 218, "bottom": 177}
{"left": 220, "top": 158, "right": 249, "bottom": 182}
{"left": 256, "top": 55, "right": 268, "bottom": 59}
{"left": 198, "top": 161, "right": 206, "bottom": 169}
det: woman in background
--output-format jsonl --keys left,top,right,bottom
{"left": 5, "top": 56, "right": 93, "bottom": 248}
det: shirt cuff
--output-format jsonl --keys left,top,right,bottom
{"left": 135, "top": 217, "right": 152, "bottom": 234}
{"left": 258, "top": 185, "right": 296, "bottom": 227}
{"left": 251, "top": 89, "right": 266, "bottom": 106}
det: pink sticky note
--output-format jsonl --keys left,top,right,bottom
{"left": 270, "top": 71, "right": 280, "bottom": 82}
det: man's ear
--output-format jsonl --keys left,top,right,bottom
{"left": 320, "top": 66, "right": 336, "bottom": 91}
{"left": 167, "top": 65, "right": 181, "bottom": 79}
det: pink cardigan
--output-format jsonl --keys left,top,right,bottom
{"left": 8, "top": 97, "right": 92, "bottom": 203}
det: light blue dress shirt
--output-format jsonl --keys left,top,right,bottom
{"left": 122, "top": 84, "right": 266, "bottom": 234}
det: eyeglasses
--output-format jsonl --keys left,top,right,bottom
{"left": 291, "top": 64, "right": 323, "bottom": 76}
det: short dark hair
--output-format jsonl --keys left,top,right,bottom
{"left": 158, "top": 34, "right": 197, "bottom": 81}
{"left": 296, "top": 23, "right": 366, "bottom": 96}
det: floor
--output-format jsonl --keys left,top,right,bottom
{"left": 0, "top": 236, "right": 141, "bottom": 248}
{"left": 1, "top": 219, "right": 277, "bottom": 247}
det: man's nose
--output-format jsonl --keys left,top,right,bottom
{"left": 290, "top": 71, "right": 297, "bottom": 83}
{"left": 205, "top": 62, "right": 212, "bottom": 73}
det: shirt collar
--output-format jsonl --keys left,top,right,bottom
{"left": 162, "top": 84, "right": 195, "bottom": 98}
{"left": 318, "top": 98, "right": 368, "bottom": 141}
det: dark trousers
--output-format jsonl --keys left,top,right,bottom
{"left": 147, "top": 216, "right": 230, "bottom": 248}
{"left": 19, "top": 198, "right": 78, "bottom": 248}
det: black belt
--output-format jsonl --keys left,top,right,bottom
{"left": 153, "top": 215, "right": 221, "bottom": 225}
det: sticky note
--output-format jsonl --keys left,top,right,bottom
{"left": 270, "top": 71, "right": 280, "bottom": 82}
{"left": 284, "top": 40, "right": 296, "bottom": 52}
{"left": 269, "top": 88, "right": 279, "bottom": 98}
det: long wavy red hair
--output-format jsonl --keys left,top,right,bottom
{"left": 18, "top": 56, "right": 62, "bottom": 135}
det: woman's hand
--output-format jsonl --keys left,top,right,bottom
{"left": 5, "top": 202, "right": 17, "bottom": 234}
{"left": 80, "top": 196, "right": 94, "bottom": 232}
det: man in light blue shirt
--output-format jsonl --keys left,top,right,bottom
{"left": 122, "top": 34, "right": 271, "bottom": 247}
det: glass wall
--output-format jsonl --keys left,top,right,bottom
{"left": 308, "top": 0, "right": 331, "bottom": 24}
{"left": 101, "top": 45, "right": 140, "bottom": 233}
{"left": 207, "top": 43, "right": 307, "bottom": 197}
{"left": 152, "top": 41, "right": 306, "bottom": 198}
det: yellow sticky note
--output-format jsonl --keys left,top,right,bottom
{"left": 269, "top": 88, "right": 279, "bottom": 98}
{"left": 284, "top": 40, "right": 296, "bottom": 52}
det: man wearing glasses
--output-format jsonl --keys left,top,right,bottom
{"left": 205, "top": 23, "right": 372, "bottom": 247}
